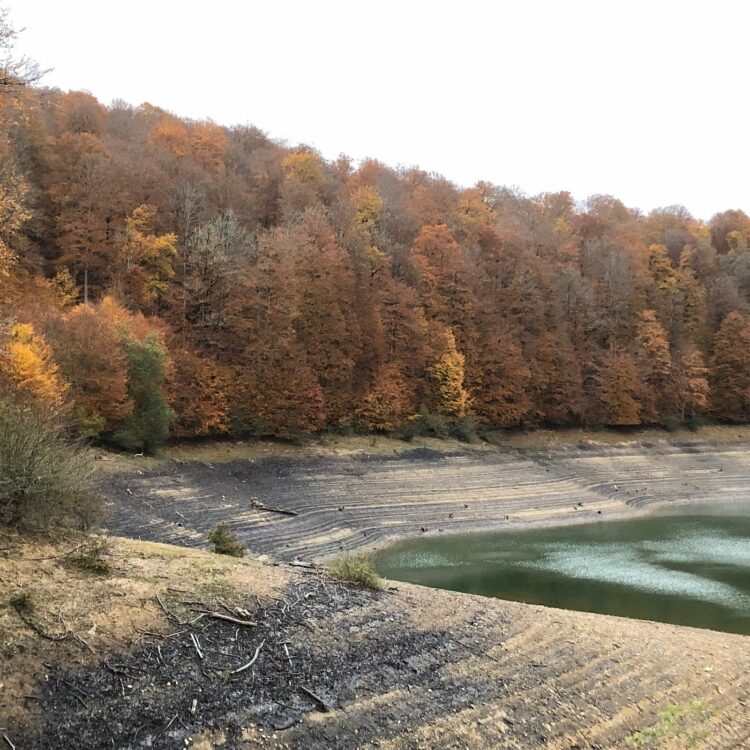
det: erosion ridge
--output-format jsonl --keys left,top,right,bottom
{"left": 103, "top": 436, "right": 750, "bottom": 561}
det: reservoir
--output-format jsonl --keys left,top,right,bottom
{"left": 374, "top": 504, "right": 750, "bottom": 635}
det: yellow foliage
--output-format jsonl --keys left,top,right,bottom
{"left": 282, "top": 151, "right": 323, "bottom": 185}
{"left": 351, "top": 185, "right": 383, "bottom": 226}
{"left": 51, "top": 267, "right": 79, "bottom": 308}
{"left": 121, "top": 204, "right": 178, "bottom": 307}
{"left": 427, "top": 331, "right": 468, "bottom": 418}
{"left": 2, "top": 323, "right": 67, "bottom": 408}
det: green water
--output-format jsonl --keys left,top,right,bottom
{"left": 374, "top": 505, "right": 750, "bottom": 635}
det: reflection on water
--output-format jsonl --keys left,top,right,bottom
{"left": 373, "top": 505, "right": 750, "bottom": 635}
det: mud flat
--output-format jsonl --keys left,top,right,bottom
{"left": 2, "top": 536, "right": 749, "bottom": 749}
{"left": 103, "top": 436, "right": 750, "bottom": 562}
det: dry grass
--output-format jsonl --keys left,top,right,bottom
{"left": 91, "top": 425, "right": 750, "bottom": 476}
{"left": 0, "top": 533, "right": 290, "bottom": 724}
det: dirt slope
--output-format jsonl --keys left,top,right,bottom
{"left": 1, "top": 535, "right": 749, "bottom": 749}
{"left": 103, "top": 437, "right": 750, "bottom": 561}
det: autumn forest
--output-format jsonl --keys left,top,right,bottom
{"left": 2, "top": 18, "right": 750, "bottom": 451}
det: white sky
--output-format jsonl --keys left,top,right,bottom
{"left": 6, "top": 0, "right": 749, "bottom": 219}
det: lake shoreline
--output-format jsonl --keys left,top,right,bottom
{"left": 103, "top": 435, "right": 750, "bottom": 563}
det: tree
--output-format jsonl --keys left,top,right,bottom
{"left": 117, "top": 204, "right": 177, "bottom": 311}
{"left": 354, "top": 364, "right": 412, "bottom": 432}
{"left": 595, "top": 349, "right": 641, "bottom": 426}
{"left": 184, "top": 210, "right": 252, "bottom": 330}
{"left": 49, "top": 300, "right": 132, "bottom": 436}
{"left": 673, "top": 348, "right": 709, "bottom": 421}
{"left": 167, "top": 346, "right": 229, "bottom": 438}
{"left": 634, "top": 310, "right": 672, "bottom": 423}
{"left": 292, "top": 212, "right": 359, "bottom": 424}
{"left": 112, "top": 333, "right": 173, "bottom": 453}
{"left": 528, "top": 331, "right": 583, "bottom": 425}
{"left": 468, "top": 327, "right": 531, "bottom": 427}
{"left": 0, "top": 7, "right": 46, "bottom": 87}
{"left": 0, "top": 322, "right": 67, "bottom": 410}
{"left": 425, "top": 330, "right": 468, "bottom": 418}
{"left": 710, "top": 312, "right": 750, "bottom": 422}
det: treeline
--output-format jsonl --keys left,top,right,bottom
{"left": 3, "top": 64, "right": 750, "bottom": 448}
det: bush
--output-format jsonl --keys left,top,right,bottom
{"left": 397, "top": 406, "right": 450, "bottom": 441}
{"left": 207, "top": 523, "right": 246, "bottom": 557}
{"left": 0, "top": 400, "right": 99, "bottom": 529}
{"left": 327, "top": 553, "right": 382, "bottom": 589}
{"left": 450, "top": 415, "right": 477, "bottom": 443}
{"left": 65, "top": 539, "right": 112, "bottom": 575}
{"left": 659, "top": 414, "right": 680, "bottom": 432}
{"left": 397, "top": 406, "right": 476, "bottom": 442}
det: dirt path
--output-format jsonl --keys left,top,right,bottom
{"left": 103, "top": 438, "right": 750, "bottom": 561}
{"left": 3, "top": 537, "right": 749, "bottom": 749}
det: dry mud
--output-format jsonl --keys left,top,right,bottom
{"left": 104, "top": 439, "right": 750, "bottom": 562}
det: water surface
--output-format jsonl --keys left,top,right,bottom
{"left": 374, "top": 504, "right": 750, "bottom": 635}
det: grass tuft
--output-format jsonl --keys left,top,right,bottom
{"left": 327, "top": 553, "right": 382, "bottom": 589}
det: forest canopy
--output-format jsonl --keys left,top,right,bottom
{"left": 2, "top": 10, "right": 750, "bottom": 446}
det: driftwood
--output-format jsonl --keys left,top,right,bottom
{"left": 249, "top": 497, "right": 298, "bottom": 516}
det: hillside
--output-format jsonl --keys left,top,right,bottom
{"left": 3, "top": 2, "right": 750, "bottom": 447}
{"left": 2, "top": 534, "right": 749, "bottom": 749}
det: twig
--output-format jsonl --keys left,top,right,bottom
{"left": 155, "top": 593, "right": 180, "bottom": 622}
{"left": 14, "top": 543, "right": 85, "bottom": 562}
{"left": 230, "top": 639, "right": 265, "bottom": 674}
{"left": 60, "top": 680, "right": 89, "bottom": 709}
{"left": 299, "top": 685, "right": 332, "bottom": 712}
{"left": 15, "top": 611, "right": 69, "bottom": 641}
{"left": 201, "top": 611, "right": 256, "bottom": 628}
{"left": 283, "top": 643, "right": 293, "bottom": 667}
{"left": 72, "top": 632, "right": 96, "bottom": 654}
{"left": 190, "top": 632, "right": 204, "bottom": 660}
{"left": 1, "top": 733, "right": 16, "bottom": 750}
{"left": 154, "top": 714, "right": 177, "bottom": 746}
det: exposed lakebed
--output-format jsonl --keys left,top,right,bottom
{"left": 374, "top": 503, "right": 750, "bottom": 635}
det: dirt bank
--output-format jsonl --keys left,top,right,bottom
{"left": 102, "top": 433, "right": 750, "bottom": 562}
{"left": 1, "top": 535, "right": 748, "bottom": 749}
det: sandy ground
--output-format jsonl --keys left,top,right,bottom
{"left": 102, "top": 432, "right": 750, "bottom": 562}
{"left": 1, "top": 535, "right": 749, "bottom": 749}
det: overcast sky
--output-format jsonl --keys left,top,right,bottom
{"left": 6, "top": 0, "right": 748, "bottom": 219}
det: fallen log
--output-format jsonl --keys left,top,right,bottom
{"left": 249, "top": 497, "right": 298, "bottom": 516}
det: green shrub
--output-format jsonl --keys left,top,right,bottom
{"left": 0, "top": 400, "right": 99, "bottom": 529}
{"left": 65, "top": 539, "right": 112, "bottom": 575}
{"left": 686, "top": 414, "right": 709, "bottom": 432}
{"left": 661, "top": 414, "right": 681, "bottom": 432}
{"left": 207, "top": 523, "right": 246, "bottom": 557}
{"left": 450, "top": 415, "right": 477, "bottom": 442}
{"left": 397, "top": 406, "right": 450, "bottom": 441}
{"left": 111, "top": 334, "right": 173, "bottom": 454}
{"left": 327, "top": 553, "right": 382, "bottom": 589}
